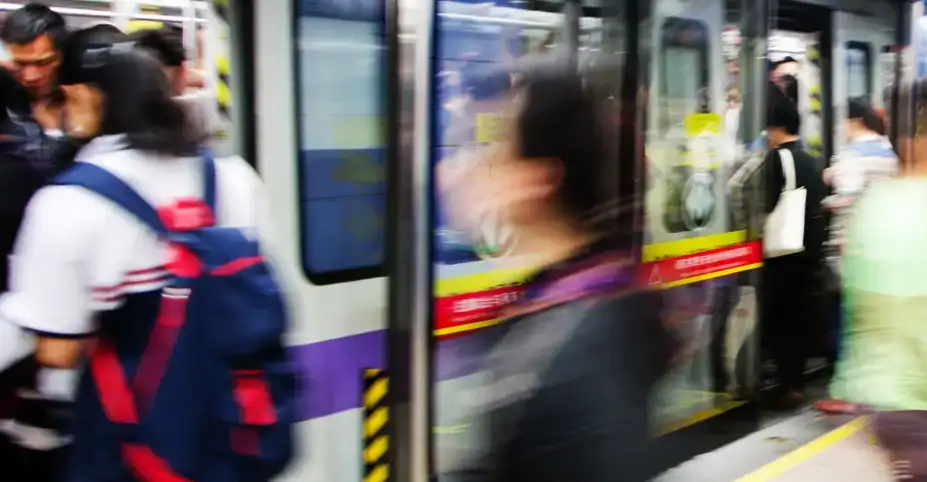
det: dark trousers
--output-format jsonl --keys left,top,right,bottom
{"left": 0, "top": 212, "right": 66, "bottom": 482}
{"left": 0, "top": 435, "right": 68, "bottom": 482}
{"left": 763, "top": 253, "right": 819, "bottom": 392}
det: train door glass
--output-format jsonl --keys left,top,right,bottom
{"left": 642, "top": 0, "right": 763, "bottom": 441}
{"left": 656, "top": 18, "right": 711, "bottom": 235}
{"left": 428, "top": 0, "right": 587, "bottom": 475}
{"left": 846, "top": 41, "right": 873, "bottom": 99}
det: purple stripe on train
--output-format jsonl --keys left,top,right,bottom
{"left": 288, "top": 326, "right": 501, "bottom": 420}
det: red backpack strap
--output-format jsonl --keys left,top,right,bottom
{"left": 90, "top": 288, "right": 193, "bottom": 481}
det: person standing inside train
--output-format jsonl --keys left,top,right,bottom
{"left": 438, "top": 63, "right": 676, "bottom": 482}
{"left": 131, "top": 25, "right": 222, "bottom": 142}
{"left": 762, "top": 89, "right": 827, "bottom": 410}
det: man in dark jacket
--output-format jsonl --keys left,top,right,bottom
{"left": 762, "top": 91, "right": 827, "bottom": 409}
{"left": 0, "top": 5, "right": 84, "bottom": 481}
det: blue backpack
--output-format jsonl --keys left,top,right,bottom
{"left": 54, "top": 151, "right": 297, "bottom": 481}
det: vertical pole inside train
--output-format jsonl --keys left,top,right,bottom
{"left": 562, "top": 0, "right": 581, "bottom": 68}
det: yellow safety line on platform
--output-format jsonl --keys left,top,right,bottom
{"left": 736, "top": 417, "right": 868, "bottom": 482}
{"left": 656, "top": 399, "right": 747, "bottom": 436}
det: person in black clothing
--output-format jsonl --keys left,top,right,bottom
{"left": 762, "top": 88, "right": 827, "bottom": 410}
{"left": 0, "top": 16, "right": 127, "bottom": 481}
{"left": 438, "top": 64, "right": 675, "bottom": 482}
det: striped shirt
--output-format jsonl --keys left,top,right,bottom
{"left": 823, "top": 134, "right": 899, "bottom": 272}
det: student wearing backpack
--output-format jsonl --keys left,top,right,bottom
{"left": 0, "top": 35, "right": 296, "bottom": 481}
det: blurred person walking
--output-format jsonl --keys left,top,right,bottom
{"left": 816, "top": 98, "right": 898, "bottom": 416}
{"left": 827, "top": 78, "right": 927, "bottom": 480}
{"left": 437, "top": 63, "right": 677, "bottom": 482}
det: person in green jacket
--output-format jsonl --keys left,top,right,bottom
{"left": 828, "top": 78, "right": 927, "bottom": 480}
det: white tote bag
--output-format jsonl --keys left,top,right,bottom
{"left": 763, "top": 148, "right": 806, "bottom": 258}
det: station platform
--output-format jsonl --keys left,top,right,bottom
{"left": 657, "top": 410, "right": 894, "bottom": 481}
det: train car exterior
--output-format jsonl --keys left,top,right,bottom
{"left": 0, "top": 0, "right": 910, "bottom": 480}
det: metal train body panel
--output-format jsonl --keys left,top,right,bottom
{"left": 254, "top": 1, "right": 386, "bottom": 481}
{"left": 832, "top": 7, "right": 898, "bottom": 152}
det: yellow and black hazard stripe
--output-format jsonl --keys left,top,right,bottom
{"left": 212, "top": 0, "right": 232, "bottom": 135}
{"left": 806, "top": 45, "right": 824, "bottom": 157}
{"left": 363, "top": 368, "right": 389, "bottom": 482}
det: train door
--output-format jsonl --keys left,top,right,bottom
{"left": 427, "top": 2, "right": 577, "bottom": 474}
{"left": 637, "top": 0, "right": 768, "bottom": 467}
{"left": 425, "top": 0, "right": 771, "bottom": 476}
{"left": 832, "top": 5, "right": 899, "bottom": 151}
{"left": 771, "top": 1, "right": 831, "bottom": 160}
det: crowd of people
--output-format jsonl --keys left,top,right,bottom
{"left": 0, "top": 3, "right": 295, "bottom": 481}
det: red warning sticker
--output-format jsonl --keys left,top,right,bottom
{"left": 434, "top": 285, "right": 523, "bottom": 335}
{"left": 433, "top": 241, "right": 762, "bottom": 338}
{"left": 637, "top": 241, "right": 762, "bottom": 287}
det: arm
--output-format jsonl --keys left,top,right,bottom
{"left": 0, "top": 187, "right": 96, "bottom": 368}
{"left": 184, "top": 68, "right": 207, "bottom": 89}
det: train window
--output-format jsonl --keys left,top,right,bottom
{"left": 658, "top": 18, "right": 710, "bottom": 135}
{"left": 846, "top": 41, "right": 872, "bottom": 99}
{"left": 294, "top": 0, "right": 386, "bottom": 284}
{"left": 651, "top": 18, "right": 712, "bottom": 238}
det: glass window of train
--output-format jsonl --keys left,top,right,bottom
{"left": 846, "top": 41, "right": 872, "bottom": 99}
{"left": 294, "top": 0, "right": 387, "bottom": 284}
{"left": 658, "top": 18, "right": 710, "bottom": 135}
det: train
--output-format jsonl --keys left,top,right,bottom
{"left": 0, "top": 0, "right": 917, "bottom": 480}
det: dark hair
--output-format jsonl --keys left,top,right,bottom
{"left": 58, "top": 24, "right": 128, "bottom": 84}
{"left": 132, "top": 26, "right": 186, "bottom": 67}
{"left": 847, "top": 97, "right": 885, "bottom": 135}
{"left": 767, "top": 84, "right": 801, "bottom": 135}
{"left": 59, "top": 37, "right": 201, "bottom": 156}
{"left": 0, "top": 3, "right": 66, "bottom": 49}
{"left": 513, "top": 64, "right": 607, "bottom": 220}
{"left": 779, "top": 74, "right": 799, "bottom": 104}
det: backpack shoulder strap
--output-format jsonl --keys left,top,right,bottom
{"left": 53, "top": 163, "right": 167, "bottom": 236}
{"left": 200, "top": 147, "right": 216, "bottom": 214}
{"left": 54, "top": 150, "right": 218, "bottom": 235}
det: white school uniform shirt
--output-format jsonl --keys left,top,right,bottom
{"left": 0, "top": 134, "right": 273, "bottom": 447}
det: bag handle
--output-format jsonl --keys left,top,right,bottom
{"left": 777, "top": 148, "right": 797, "bottom": 192}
